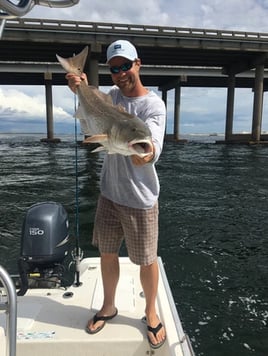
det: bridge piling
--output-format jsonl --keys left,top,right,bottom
{"left": 225, "top": 73, "right": 235, "bottom": 141}
{"left": 251, "top": 64, "right": 264, "bottom": 142}
{"left": 174, "top": 84, "right": 181, "bottom": 141}
{"left": 41, "top": 72, "right": 60, "bottom": 143}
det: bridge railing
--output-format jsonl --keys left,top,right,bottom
{"left": 4, "top": 17, "right": 268, "bottom": 42}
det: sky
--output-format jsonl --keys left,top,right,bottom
{"left": 1, "top": 0, "right": 268, "bottom": 135}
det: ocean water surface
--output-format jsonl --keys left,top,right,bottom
{"left": 0, "top": 133, "right": 267, "bottom": 356}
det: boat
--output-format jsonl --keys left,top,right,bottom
{"left": 0, "top": 0, "right": 194, "bottom": 354}
{"left": 0, "top": 202, "right": 195, "bottom": 356}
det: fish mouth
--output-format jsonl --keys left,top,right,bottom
{"left": 129, "top": 138, "right": 153, "bottom": 157}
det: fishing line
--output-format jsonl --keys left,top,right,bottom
{"left": 74, "top": 91, "right": 79, "bottom": 246}
{"left": 72, "top": 72, "right": 83, "bottom": 287}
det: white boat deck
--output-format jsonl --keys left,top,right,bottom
{"left": 0, "top": 257, "right": 193, "bottom": 356}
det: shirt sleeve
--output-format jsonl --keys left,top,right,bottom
{"left": 145, "top": 103, "right": 166, "bottom": 163}
{"left": 143, "top": 96, "right": 166, "bottom": 164}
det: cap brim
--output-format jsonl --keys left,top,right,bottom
{"left": 106, "top": 54, "right": 136, "bottom": 63}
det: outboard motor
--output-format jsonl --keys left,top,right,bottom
{"left": 17, "top": 202, "right": 69, "bottom": 296}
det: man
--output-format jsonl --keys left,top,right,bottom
{"left": 67, "top": 39, "right": 166, "bottom": 349}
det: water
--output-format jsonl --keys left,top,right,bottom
{"left": 0, "top": 133, "right": 268, "bottom": 356}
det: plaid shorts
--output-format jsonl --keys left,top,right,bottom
{"left": 92, "top": 195, "right": 159, "bottom": 265}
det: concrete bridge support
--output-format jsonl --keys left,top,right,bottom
{"left": 252, "top": 64, "right": 264, "bottom": 142}
{"left": 87, "top": 57, "right": 99, "bottom": 87}
{"left": 85, "top": 43, "right": 102, "bottom": 88}
{"left": 159, "top": 78, "right": 185, "bottom": 141}
{"left": 41, "top": 72, "right": 60, "bottom": 143}
{"left": 174, "top": 84, "right": 181, "bottom": 141}
{"left": 161, "top": 89, "right": 167, "bottom": 106}
{"left": 161, "top": 90, "right": 168, "bottom": 134}
{"left": 225, "top": 73, "right": 235, "bottom": 141}
{"left": 45, "top": 73, "right": 53, "bottom": 139}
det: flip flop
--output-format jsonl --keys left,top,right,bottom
{"left": 147, "top": 322, "right": 166, "bottom": 349}
{"left": 142, "top": 316, "right": 166, "bottom": 349}
{"left": 85, "top": 308, "right": 118, "bottom": 334}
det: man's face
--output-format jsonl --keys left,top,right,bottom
{"left": 109, "top": 56, "right": 140, "bottom": 95}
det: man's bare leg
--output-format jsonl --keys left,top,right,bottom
{"left": 140, "top": 260, "right": 166, "bottom": 346}
{"left": 86, "top": 253, "right": 119, "bottom": 332}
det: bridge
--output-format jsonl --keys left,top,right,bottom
{"left": 1, "top": 18, "right": 268, "bottom": 142}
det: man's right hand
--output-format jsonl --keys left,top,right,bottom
{"left": 65, "top": 72, "right": 88, "bottom": 93}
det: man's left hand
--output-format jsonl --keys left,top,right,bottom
{"left": 131, "top": 145, "right": 155, "bottom": 166}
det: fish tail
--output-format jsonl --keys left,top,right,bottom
{"left": 56, "top": 46, "right": 89, "bottom": 75}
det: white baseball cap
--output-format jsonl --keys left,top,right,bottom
{"left": 106, "top": 40, "right": 138, "bottom": 63}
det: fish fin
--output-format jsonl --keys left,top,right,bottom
{"left": 91, "top": 146, "right": 106, "bottom": 153}
{"left": 56, "top": 46, "right": 89, "bottom": 75}
{"left": 83, "top": 134, "right": 108, "bottom": 143}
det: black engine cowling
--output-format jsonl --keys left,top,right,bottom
{"left": 18, "top": 202, "right": 69, "bottom": 295}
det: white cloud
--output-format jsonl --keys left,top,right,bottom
{"left": 0, "top": 87, "right": 72, "bottom": 122}
{"left": 28, "top": 0, "right": 169, "bottom": 26}
{"left": 0, "top": 87, "right": 45, "bottom": 119}
{"left": 199, "top": 0, "right": 268, "bottom": 32}
{"left": 0, "top": 86, "right": 74, "bottom": 133}
{"left": 23, "top": 0, "right": 268, "bottom": 32}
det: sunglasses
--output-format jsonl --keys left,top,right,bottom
{"left": 109, "top": 61, "right": 133, "bottom": 74}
